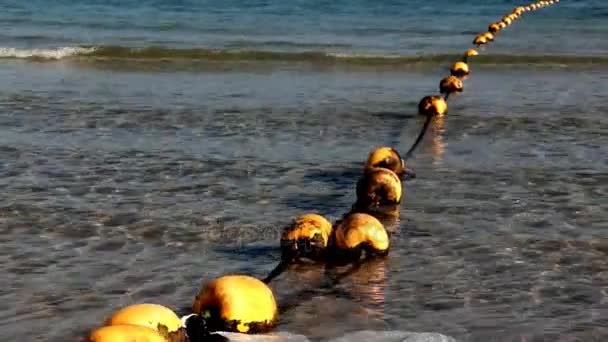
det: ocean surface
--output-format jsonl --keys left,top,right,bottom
{"left": 1, "top": 0, "right": 607, "bottom": 341}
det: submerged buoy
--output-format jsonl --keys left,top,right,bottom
{"left": 418, "top": 95, "right": 448, "bottom": 117}
{"left": 331, "top": 213, "right": 390, "bottom": 260}
{"left": 365, "top": 147, "right": 410, "bottom": 179}
{"left": 104, "top": 303, "right": 185, "bottom": 341}
{"left": 450, "top": 61, "right": 470, "bottom": 78}
{"left": 439, "top": 75, "right": 463, "bottom": 96}
{"left": 280, "top": 213, "right": 333, "bottom": 261}
{"left": 87, "top": 325, "right": 166, "bottom": 342}
{"left": 355, "top": 167, "right": 402, "bottom": 208}
{"left": 192, "top": 275, "right": 278, "bottom": 334}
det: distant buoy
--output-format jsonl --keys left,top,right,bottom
{"left": 502, "top": 16, "right": 513, "bottom": 26}
{"left": 464, "top": 48, "right": 479, "bottom": 58}
{"left": 280, "top": 213, "right": 333, "bottom": 261}
{"left": 439, "top": 75, "right": 463, "bottom": 96}
{"left": 513, "top": 6, "right": 526, "bottom": 15}
{"left": 365, "top": 147, "right": 409, "bottom": 179}
{"left": 483, "top": 32, "right": 495, "bottom": 42}
{"left": 418, "top": 95, "right": 448, "bottom": 117}
{"left": 331, "top": 213, "right": 390, "bottom": 259}
{"left": 488, "top": 23, "right": 501, "bottom": 33}
{"left": 104, "top": 303, "right": 184, "bottom": 340}
{"left": 498, "top": 21, "right": 507, "bottom": 30}
{"left": 355, "top": 167, "right": 402, "bottom": 209}
{"left": 473, "top": 34, "right": 488, "bottom": 46}
{"left": 192, "top": 275, "right": 278, "bottom": 334}
{"left": 450, "top": 61, "right": 470, "bottom": 78}
{"left": 87, "top": 325, "right": 166, "bottom": 342}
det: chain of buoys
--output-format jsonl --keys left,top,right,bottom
{"left": 405, "top": 0, "right": 560, "bottom": 161}
{"left": 85, "top": 1, "right": 561, "bottom": 341}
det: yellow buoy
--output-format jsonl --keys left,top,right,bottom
{"left": 483, "top": 32, "right": 495, "bottom": 42}
{"left": 87, "top": 325, "right": 166, "bottom": 342}
{"left": 464, "top": 48, "right": 478, "bottom": 58}
{"left": 332, "top": 213, "right": 390, "bottom": 258}
{"left": 488, "top": 22, "right": 501, "bottom": 33}
{"left": 531, "top": 4, "right": 538, "bottom": 10}
{"left": 450, "top": 61, "right": 470, "bottom": 78}
{"left": 502, "top": 16, "right": 513, "bottom": 26}
{"left": 365, "top": 146, "right": 409, "bottom": 179}
{"left": 439, "top": 75, "right": 463, "bottom": 95}
{"left": 280, "top": 213, "right": 333, "bottom": 261}
{"left": 355, "top": 167, "right": 402, "bottom": 208}
{"left": 509, "top": 13, "right": 519, "bottom": 21}
{"left": 418, "top": 95, "right": 448, "bottom": 117}
{"left": 514, "top": 6, "right": 526, "bottom": 15}
{"left": 473, "top": 34, "right": 488, "bottom": 46}
{"left": 498, "top": 21, "right": 507, "bottom": 30}
{"left": 105, "top": 303, "right": 183, "bottom": 339}
{"left": 192, "top": 275, "right": 278, "bottom": 334}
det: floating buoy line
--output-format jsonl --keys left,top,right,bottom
{"left": 85, "top": 1, "right": 561, "bottom": 341}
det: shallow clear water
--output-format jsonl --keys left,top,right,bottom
{"left": 1, "top": 1, "right": 608, "bottom": 341}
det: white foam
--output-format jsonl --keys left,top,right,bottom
{"left": 0, "top": 46, "right": 95, "bottom": 59}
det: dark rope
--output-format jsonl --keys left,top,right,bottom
{"left": 404, "top": 113, "right": 434, "bottom": 159}
{"left": 262, "top": 259, "right": 292, "bottom": 284}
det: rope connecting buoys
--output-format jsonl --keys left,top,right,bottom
{"left": 404, "top": 0, "right": 561, "bottom": 160}
{"left": 191, "top": 275, "right": 278, "bottom": 334}
{"left": 83, "top": 2, "right": 563, "bottom": 340}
